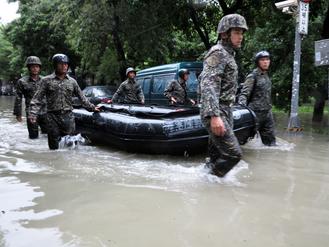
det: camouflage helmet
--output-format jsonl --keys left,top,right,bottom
{"left": 255, "top": 50, "right": 270, "bottom": 64}
{"left": 52, "top": 54, "right": 69, "bottom": 67}
{"left": 126, "top": 67, "right": 136, "bottom": 76}
{"left": 178, "top": 68, "right": 189, "bottom": 79}
{"left": 25, "top": 56, "right": 42, "bottom": 67}
{"left": 217, "top": 14, "right": 248, "bottom": 34}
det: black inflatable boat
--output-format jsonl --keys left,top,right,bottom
{"left": 73, "top": 104, "right": 257, "bottom": 155}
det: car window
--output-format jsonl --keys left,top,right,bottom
{"left": 187, "top": 70, "right": 201, "bottom": 92}
{"left": 142, "top": 78, "right": 151, "bottom": 94}
{"left": 152, "top": 74, "right": 175, "bottom": 94}
{"left": 135, "top": 78, "right": 142, "bottom": 85}
{"left": 84, "top": 88, "right": 92, "bottom": 97}
{"left": 92, "top": 88, "right": 109, "bottom": 97}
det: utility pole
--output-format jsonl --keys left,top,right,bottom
{"left": 288, "top": 16, "right": 302, "bottom": 131}
{"left": 275, "top": 0, "right": 311, "bottom": 131}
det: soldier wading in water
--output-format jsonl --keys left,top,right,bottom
{"left": 238, "top": 51, "right": 276, "bottom": 146}
{"left": 29, "top": 54, "right": 100, "bottom": 150}
{"left": 199, "top": 14, "right": 248, "bottom": 177}
{"left": 13, "top": 56, "right": 48, "bottom": 139}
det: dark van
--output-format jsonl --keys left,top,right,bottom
{"left": 135, "top": 62, "right": 202, "bottom": 105}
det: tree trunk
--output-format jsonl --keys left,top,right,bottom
{"left": 111, "top": 13, "right": 127, "bottom": 81}
{"left": 321, "top": 2, "right": 329, "bottom": 38}
{"left": 312, "top": 3, "right": 329, "bottom": 122}
{"left": 312, "top": 85, "right": 327, "bottom": 122}
{"left": 188, "top": 5, "right": 211, "bottom": 50}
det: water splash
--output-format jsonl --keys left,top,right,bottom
{"left": 67, "top": 149, "right": 251, "bottom": 191}
{"left": 243, "top": 136, "right": 295, "bottom": 151}
{"left": 58, "top": 134, "right": 88, "bottom": 150}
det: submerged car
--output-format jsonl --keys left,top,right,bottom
{"left": 73, "top": 85, "right": 116, "bottom": 106}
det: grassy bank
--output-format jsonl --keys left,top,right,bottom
{"left": 272, "top": 104, "right": 329, "bottom": 114}
{"left": 272, "top": 105, "right": 329, "bottom": 135}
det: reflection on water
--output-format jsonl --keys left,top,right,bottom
{"left": 1, "top": 96, "right": 329, "bottom": 247}
{"left": 0, "top": 176, "right": 67, "bottom": 247}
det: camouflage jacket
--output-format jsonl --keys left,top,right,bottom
{"left": 199, "top": 41, "right": 238, "bottom": 119}
{"left": 29, "top": 73, "right": 95, "bottom": 116}
{"left": 112, "top": 78, "right": 144, "bottom": 104}
{"left": 238, "top": 68, "right": 272, "bottom": 111}
{"left": 164, "top": 78, "right": 191, "bottom": 104}
{"left": 13, "top": 75, "right": 46, "bottom": 116}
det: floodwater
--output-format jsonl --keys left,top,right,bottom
{"left": 1, "top": 96, "right": 329, "bottom": 247}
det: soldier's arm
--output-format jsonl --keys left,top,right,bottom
{"left": 74, "top": 81, "right": 95, "bottom": 111}
{"left": 13, "top": 80, "right": 23, "bottom": 118}
{"left": 112, "top": 83, "right": 124, "bottom": 103}
{"left": 185, "top": 85, "right": 194, "bottom": 104}
{"left": 238, "top": 74, "right": 255, "bottom": 105}
{"left": 29, "top": 79, "right": 47, "bottom": 117}
{"left": 200, "top": 52, "right": 224, "bottom": 117}
{"left": 163, "top": 81, "right": 175, "bottom": 99}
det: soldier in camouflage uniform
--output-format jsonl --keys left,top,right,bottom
{"left": 29, "top": 54, "right": 100, "bottom": 150}
{"left": 111, "top": 67, "right": 144, "bottom": 104}
{"left": 238, "top": 51, "right": 276, "bottom": 146}
{"left": 164, "top": 69, "right": 196, "bottom": 105}
{"left": 13, "top": 56, "right": 48, "bottom": 139}
{"left": 199, "top": 14, "right": 248, "bottom": 177}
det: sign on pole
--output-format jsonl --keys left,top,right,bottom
{"left": 298, "top": 1, "right": 309, "bottom": 35}
{"left": 315, "top": 39, "right": 329, "bottom": 67}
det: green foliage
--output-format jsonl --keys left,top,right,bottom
{"left": 0, "top": 0, "right": 328, "bottom": 112}
{"left": 5, "top": 0, "right": 78, "bottom": 74}
{"left": 0, "top": 25, "right": 18, "bottom": 80}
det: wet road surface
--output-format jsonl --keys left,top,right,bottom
{"left": 1, "top": 96, "right": 329, "bottom": 247}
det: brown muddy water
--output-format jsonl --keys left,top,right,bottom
{"left": 1, "top": 96, "right": 329, "bottom": 247}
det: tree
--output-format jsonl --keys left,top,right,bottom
{"left": 312, "top": 2, "right": 329, "bottom": 122}
{"left": 2, "top": 0, "right": 328, "bottom": 117}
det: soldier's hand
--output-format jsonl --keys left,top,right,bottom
{"left": 190, "top": 99, "right": 196, "bottom": 105}
{"left": 16, "top": 116, "right": 23, "bottom": 122}
{"left": 210, "top": 116, "right": 226, "bottom": 137}
{"left": 171, "top": 97, "right": 177, "bottom": 103}
{"left": 238, "top": 98, "right": 247, "bottom": 106}
{"left": 28, "top": 115, "right": 37, "bottom": 124}
{"left": 141, "top": 100, "right": 145, "bottom": 104}
{"left": 94, "top": 106, "right": 101, "bottom": 112}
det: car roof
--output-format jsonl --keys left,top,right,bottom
{"left": 136, "top": 62, "right": 203, "bottom": 77}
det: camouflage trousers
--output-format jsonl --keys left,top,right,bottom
{"left": 47, "top": 111, "right": 76, "bottom": 150}
{"left": 254, "top": 110, "right": 276, "bottom": 146}
{"left": 203, "top": 105, "right": 242, "bottom": 177}
{"left": 26, "top": 113, "right": 48, "bottom": 139}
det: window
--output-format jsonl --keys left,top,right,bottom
{"left": 152, "top": 74, "right": 175, "bottom": 94}
{"left": 186, "top": 70, "right": 201, "bottom": 93}
{"left": 143, "top": 78, "right": 151, "bottom": 94}
{"left": 84, "top": 88, "right": 92, "bottom": 97}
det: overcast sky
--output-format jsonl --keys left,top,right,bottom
{"left": 0, "top": 0, "right": 19, "bottom": 25}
